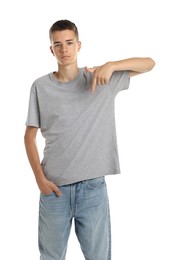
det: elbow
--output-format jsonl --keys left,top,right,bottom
{"left": 146, "top": 57, "right": 156, "bottom": 71}
{"left": 24, "top": 126, "right": 37, "bottom": 146}
{"left": 24, "top": 132, "right": 30, "bottom": 147}
{"left": 24, "top": 129, "right": 29, "bottom": 144}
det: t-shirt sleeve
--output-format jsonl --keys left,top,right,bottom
{"left": 109, "top": 70, "right": 130, "bottom": 96}
{"left": 25, "top": 82, "right": 40, "bottom": 128}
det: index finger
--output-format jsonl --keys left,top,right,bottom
{"left": 91, "top": 76, "right": 97, "bottom": 94}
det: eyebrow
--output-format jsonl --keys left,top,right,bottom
{"left": 54, "top": 39, "right": 74, "bottom": 44}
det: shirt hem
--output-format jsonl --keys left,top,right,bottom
{"left": 52, "top": 171, "right": 121, "bottom": 186}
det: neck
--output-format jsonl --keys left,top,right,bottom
{"left": 54, "top": 64, "right": 79, "bottom": 82}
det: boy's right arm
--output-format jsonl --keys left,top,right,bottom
{"left": 24, "top": 126, "right": 61, "bottom": 196}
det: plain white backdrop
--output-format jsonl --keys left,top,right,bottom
{"left": 0, "top": 0, "right": 176, "bottom": 259}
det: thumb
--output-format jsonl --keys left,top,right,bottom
{"left": 52, "top": 184, "right": 62, "bottom": 196}
{"left": 85, "top": 66, "right": 97, "bottom": 73}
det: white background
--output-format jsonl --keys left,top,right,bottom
{"left": 0, "top": 0, "right": 176, "bottom": 259}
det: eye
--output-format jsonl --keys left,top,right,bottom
{"left": 67, "top": 41, "right": 73, "bottom": 45}
{"left": 54, "top": 43, "right": 61, "bottom": 48}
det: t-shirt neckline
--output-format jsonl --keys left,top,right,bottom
{"left": 49, "top": 68, "right": 84, "bottom": 90}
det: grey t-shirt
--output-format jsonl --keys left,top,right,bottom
{"left": 26, "top": 67, "right": 130, "bottom": 185}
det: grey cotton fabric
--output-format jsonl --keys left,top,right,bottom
{"left": 26, "top": 68, "right": 130, "bottom": 185}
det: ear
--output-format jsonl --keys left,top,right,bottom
{"left": 50, "top": 46, "right": 55, "bottom": 56}
{"left": 78, "top": 41, "right": 81, "bottom": 51}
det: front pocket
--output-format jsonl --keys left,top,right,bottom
{"left": 41, "top": 191, "right": 54, "bottom": 197}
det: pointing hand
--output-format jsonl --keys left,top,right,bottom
{"left": 85, "top": 63, "right": 113, "bottom": 94}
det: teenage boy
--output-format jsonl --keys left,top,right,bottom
{"left": 24, "top": 19, "right": 155, "bottom": 260}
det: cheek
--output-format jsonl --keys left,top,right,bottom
{"left": 53, "top": 50, "right": 61, "bottom": 58}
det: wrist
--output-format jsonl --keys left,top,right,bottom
{"left": 35, "top": 172, "right": 46, "bottom": 184}
{"left": 108, "top": 61, "right": 120, "bottom": 73}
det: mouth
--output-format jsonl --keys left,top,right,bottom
{"left": 61, "top": 55, "right": 70, "bottom": 59}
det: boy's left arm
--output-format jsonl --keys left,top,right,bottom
{"left": 86, "top": 57, "right": 155, "bottom": 94}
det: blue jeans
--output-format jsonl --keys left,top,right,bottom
{"left": 38, "top": 177, "right": 111, "bottom": 260}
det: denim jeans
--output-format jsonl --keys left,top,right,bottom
{"left": 38, "top": 176, "right": 111, "bottom": 260}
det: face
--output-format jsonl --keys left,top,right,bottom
{"left": 50, "top": 29, "right": 81, "bottom": 66}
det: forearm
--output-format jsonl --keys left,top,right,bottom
{"left": 109, "top": 57, "right": 155, "bottom": 74}
{"left": 86, "top": 57, "right": 155, "bottom": 93}
{"left": 24, "top": 127, "right": 61, "bottom": 195}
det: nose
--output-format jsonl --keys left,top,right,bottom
{"left": 61, "top": 44, "right": 68, "bottom": 53}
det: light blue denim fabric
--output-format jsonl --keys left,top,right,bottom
{"left": 38, "top": 177, "right": 111, "bottom": 260}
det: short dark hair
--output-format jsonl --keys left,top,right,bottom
{"left": 49, "top": 19, "right": 79, "bottom": 40}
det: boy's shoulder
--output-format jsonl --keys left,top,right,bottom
{"left": 33, "top": 72, "right": 51, "bottom": 85}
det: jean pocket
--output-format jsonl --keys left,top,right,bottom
{"left": 41, "top": 191, "right": 54, "bottom": 197}
{"left": 86, "top": 176, "right": 105, "bottom": 189}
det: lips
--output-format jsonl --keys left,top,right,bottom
{"left": 61, "top": 56, "right": 70, "bottom": 58}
